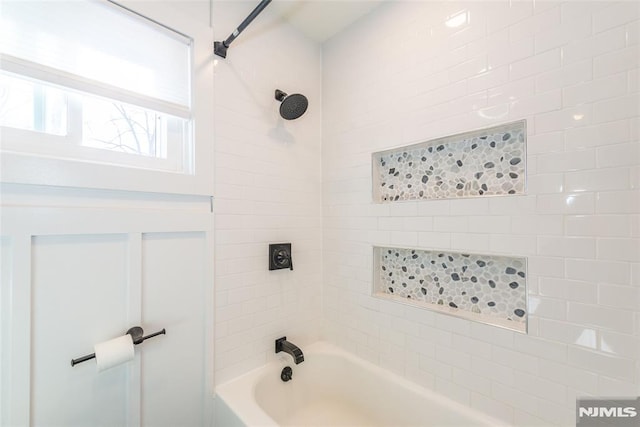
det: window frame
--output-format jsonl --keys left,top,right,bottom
{"left": 0, "top": 0, "right": 214, "bottom": 196}
{"left": 0, "top": 81, "right": 188, "bottom": 172}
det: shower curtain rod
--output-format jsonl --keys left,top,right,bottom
{"left": 214, "top": 0, "right": 272, "bottom": 59}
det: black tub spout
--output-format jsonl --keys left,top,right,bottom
{"left": 275, "top": 336, "right": 304, "bottom": 364}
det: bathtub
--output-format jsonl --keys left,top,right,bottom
{"left": 215, "top": 341, "right": 507, "bottom": 426}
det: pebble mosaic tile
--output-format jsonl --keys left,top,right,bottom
{"left": 372, "top": 120, "right": 526, "bottom": 202}
{"left": 374, "top": 246, "right": 527, "bottom": 329}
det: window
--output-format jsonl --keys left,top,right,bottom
{"left": 0, "top": 73, "right": 190, "bottom": 171}
{"left": 0, "top": 73, "right": 67, "bottom": 136}
{"left": 0, "top": 0, "right": 196, "bottom": 175}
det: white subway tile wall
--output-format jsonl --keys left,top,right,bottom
{"left": 212, "top": 3, "right": 322, "bottom": 385}
{"left": 323, "top": 1, "right": 639, "bottom": 425}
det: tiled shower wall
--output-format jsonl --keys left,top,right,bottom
{"left": 213, "top": 2, "right": 322, "bottom": 384}
{"left": 322, "top": 1, "right": 639, "bottom": 425}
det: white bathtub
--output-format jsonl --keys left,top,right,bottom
{"left": 215, "top": 341, "right": 507, "bottom": 426}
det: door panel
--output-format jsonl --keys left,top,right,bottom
{"left": 0, "top": 206, "right": 214, "bottom": 426}
{"left": 31, "top": 234, "right": 130, "bottom": 426}
{"left": 141, "top": 232, "right": 206, "bottom": 426}
{"left": 0, "top": 237, "right": 12, "bottom": 421}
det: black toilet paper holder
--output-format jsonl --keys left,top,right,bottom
{"left": 70, "top": 326, "right": 166, "bottom": 367}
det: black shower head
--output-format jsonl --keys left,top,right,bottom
{"left": 275, "top": 89, "right": 308, "bottom": 120}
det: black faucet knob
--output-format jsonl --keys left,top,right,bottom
{"left": 281, "top": 366, "right": 293, "bottom": 382}
{"left": 275, "top": 250, "right": 289, "bottom": 265}
{"left": 269, "top": 243, "right": 293, "bottom": 271}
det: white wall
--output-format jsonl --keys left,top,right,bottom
{"left": 322, "top": 1, "right": 639, "bottom": 425}
{"left": 212, "top": 1, "right": 323, "bottom": 385}
{"left": 1, "top": 186, "right": 215, "bottom": 426}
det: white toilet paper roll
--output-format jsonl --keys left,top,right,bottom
{"left": 94, "top": 334, "right": 135, "bottom": 372}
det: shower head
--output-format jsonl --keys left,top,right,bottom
{"left": 275, "top": 89, "right": 308, "bottom": 120}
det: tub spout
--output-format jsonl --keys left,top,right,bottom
{"left": 275, "top": 336, "right": 304, "bottom": 364}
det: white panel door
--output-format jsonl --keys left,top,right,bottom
{"left": 0, "top": 202, "right": 214, "bottom": 427}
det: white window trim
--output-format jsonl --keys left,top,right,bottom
{"left": 0, "top": 0, "right": 214, "bottom": 196}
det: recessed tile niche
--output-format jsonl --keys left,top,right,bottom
{"left": 373, "top": 246, "right": 527, "bottom": 332}
{"left": 372, "top": 120, "right": 526, "bottom": 202}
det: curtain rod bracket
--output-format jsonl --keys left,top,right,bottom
{"left": 213, "top": 0, "right": 272, "bottom": 59}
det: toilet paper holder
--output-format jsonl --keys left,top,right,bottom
{"left": 71, "top": 326, "right": 166, "bottom": 367}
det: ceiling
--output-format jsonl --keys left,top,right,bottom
{"left": 269, "top": 0, "right": 384, "bottom": 43}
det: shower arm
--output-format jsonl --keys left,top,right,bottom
{"left": 214, "top": 0, "right": 272, "bottom": 59}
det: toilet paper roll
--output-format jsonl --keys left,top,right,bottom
{"left": 94, "top": 334, "right": 134, "bottom": 372}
